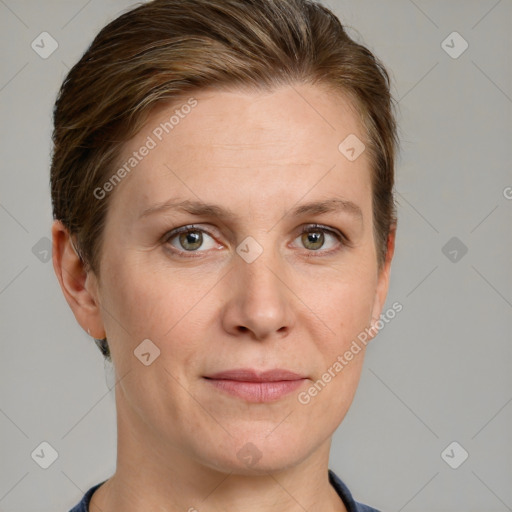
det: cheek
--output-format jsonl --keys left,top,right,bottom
{"left": 300, "top": 260, "right": 376, "bottom": 411}
{"left": 310, "top": 261, "right": 377, "bottom": 344}
{"left": 98, "top": 254, "right": 216, "bottom": 369}
{"left": 297, "top": 270, "right": 375, "bottom": 417}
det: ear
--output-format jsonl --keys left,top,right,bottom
{"left": 369, "top": 224, "right": 396, "bottom": 335}
{"left": 51, "top": 220, "right": 105, "bottom": 339}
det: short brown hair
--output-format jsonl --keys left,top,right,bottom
{"left": 51, "top": 0, "right": 398, "bottom": 359}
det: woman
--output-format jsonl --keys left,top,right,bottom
{"left": 51, "top": 0, "right": 398, "bottom": 510}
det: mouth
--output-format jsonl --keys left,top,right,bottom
{"left": 203, "top": 369, "right": 307, "bottom": 403}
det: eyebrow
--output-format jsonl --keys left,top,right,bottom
{"left": 139, "top": 197, "right": 363, "bottom": 222}
{"left": 293, "top": 198, "right": 363, "bottom": 221}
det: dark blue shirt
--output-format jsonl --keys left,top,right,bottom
{"left": 69, "top": 469, "right": 380, "bottom": 511}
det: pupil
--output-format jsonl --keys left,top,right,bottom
{"left": 304, "top": 231, "right": 323, "bottom": 250}
{"left": 181, "top": 231, "right": 202, "bottom": 250}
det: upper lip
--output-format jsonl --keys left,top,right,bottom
{"left": 204, "top": 369, "right": 305, "bottom": 382}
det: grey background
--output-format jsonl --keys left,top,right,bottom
{"left": 0, "top": 0, "right": 510, "bottom": 511}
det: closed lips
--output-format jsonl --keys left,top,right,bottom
{"left": 204, "top": 369, "right": 306, "bottom": 382}
{"left": 204, "top": 369, "right": 307, "bottom": 402}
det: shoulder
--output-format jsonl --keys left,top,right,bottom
{"left": 68, "top": 481, "right": 105, "bottom": 512}
{"left": 329, "top": 469, "right": 381, "bottom": 512}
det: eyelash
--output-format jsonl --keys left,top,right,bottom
{"left": 162, "top": 223, "right": 349, "bottom": 258}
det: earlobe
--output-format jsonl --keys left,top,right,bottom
{"left": 51, "top": 220, "right": 106, "bottom": 339}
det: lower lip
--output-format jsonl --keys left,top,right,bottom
{"left": 205, "top": 378, "right": 306, "bottom": 402}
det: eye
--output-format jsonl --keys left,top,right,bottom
{"left": 163, "top": 223, "right": 347, "bottom": 258}
{"left": 293, "top": 224, "right": 346, "bottom": 255}
{"left": 164, "top": 225, "right": 219, "bottom": 254}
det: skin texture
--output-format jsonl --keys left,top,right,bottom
{"left": 52, "top": 83, "right": 395, "bottom": 512}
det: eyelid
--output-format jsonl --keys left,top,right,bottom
{"left": 298, "top": 223, "right": 347, "bottom": 241}
{"left": 162, "top": 224, "right": 210, "bottom": 242}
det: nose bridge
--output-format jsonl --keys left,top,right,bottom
{"left": 239, "top": 239, "right": 280, "bottom": 296}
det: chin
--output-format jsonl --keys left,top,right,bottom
{"left": 195, "top": 429, "right": 312, "bottom": 476}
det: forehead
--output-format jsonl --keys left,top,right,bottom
{"left": 146, "top": 83, "right": 364, "bottom": 153}
{"left": 107, "top": 83, "right": 372, "bottom": 219}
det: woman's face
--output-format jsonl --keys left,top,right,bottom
{"left": 89, "top": 84, "right": 393, "bottom": 473}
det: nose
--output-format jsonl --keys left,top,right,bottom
{"left": 220, "top": 246, "right": 295, "bottom": 341}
